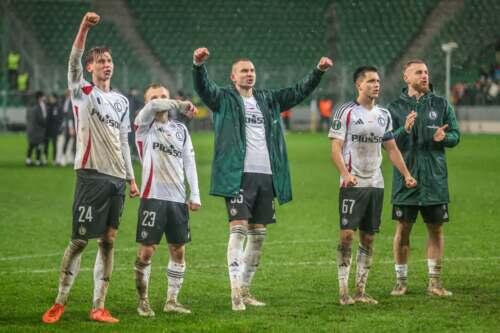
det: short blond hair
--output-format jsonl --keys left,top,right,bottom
{"left": 402, "top": 59, "right": 426, "bottom": 74}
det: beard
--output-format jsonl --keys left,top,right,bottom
{"left": 413, "top": 81, "right": 429, "bottom": 94}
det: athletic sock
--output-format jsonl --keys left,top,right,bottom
{"left": 227, "top": 225, "right": 248, "bottom": 291}
{"left": 92, "top": 239, "right": 114, "bottom": 309}
{"left": 241, "top": 228, "right": 267, "bottom": 289}
{"left": 336, "top": 243, "right": 352, "bottom": 294}
{"left": 395, "top": 264, "right": 408, "bottom": 283}
{"left": 134, "top": 257, "right": 152, "bottom": 301}
{"left": 55, "top": 239, "right": 87, "bottom": 305}
{"left": 355, "top": 244, "right": 373, "bottom": 294}
{"left": 428, "top": 258, "right": 442, "bottom": 285}
{"left": 166, "top": 261, "right": 186, "bottom": 302}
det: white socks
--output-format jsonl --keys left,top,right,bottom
{"left": 241, "top": 228, "right": 267, "bottom": 289}
{"left": 336, "top": 244, "right": 352, "bottom": 294}
{"left": 134, "top": 258, "right": 152, "bottom": 301}
{"left": 227, "top": 225, "right": 248, "bottom": 290}
{"left": 428, "top": 258, "right": 442, "bottom": 283}
{"left": 92, "top": 240, "right": 114, "bottom": 309}
{"left": 55, "top": 239, "right": 87, "bottom": 305}
{"left": 355, "top": 245, "right": 373, "bottom": 294}
{"left": 395, "top": 264, "right": 408, "bottom": 282}
{"left": 167, "top": 261, "right": 186, "bottom": 302}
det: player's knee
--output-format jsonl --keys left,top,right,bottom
{"left": 340, "top": 230, "right": 355, "bottom": 245}
{"left": 70, "top": 238, "right": 88, "bottom": 252}
{"left": 168, "top": 244, "right": 185, "bottom": 263}
{"left": 427, "top": 223, "right": 443, "bottom": 237}
{"left": 139, "top": 245, "right": 155, "bottom": 262}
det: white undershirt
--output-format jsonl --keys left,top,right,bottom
{"left": 242, "top": 96, "right": 272, "bottom": 174}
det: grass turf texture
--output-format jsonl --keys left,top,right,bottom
{"left": 0, "top": 132, "right": 498, "bottom": 332}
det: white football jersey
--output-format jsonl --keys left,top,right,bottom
{"left": 135, "top": 101, "right": 200, "bottom": 205}
{"left": 328, "top": 101, "right": 394, "bottom": 188}
{"left": 68, "top": 48, "right": 130, "bottom": 179}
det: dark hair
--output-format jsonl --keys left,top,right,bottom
{"left": 84, "top": 46, "right": 112, "bottom": 66}
{"left": 34, "top": 90, "right": 44, "bottom": 100}
{"left": 353, "top": 66, "right": 378, "bottom": 83}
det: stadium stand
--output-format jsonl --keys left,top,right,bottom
{"left": 424, "top": 0, "right": 500, "bottom": 88}
{"left": 334, "top": 0, "right": 438, "bottom": 70}
{"left": 10, "top": 0, "right": 150, "bottom": 91}
{"left": 126, "top": 0, "right": 332, "bottom": 91}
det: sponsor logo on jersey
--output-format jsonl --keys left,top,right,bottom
{"left": 152, "top": 142, "right": 183, "bottom": 158}
{"left": 354, "top": 118, "right": 364, "bottom": 125}
{"left": 246, "top": 113, "right": 264, "bottom": 125}
{"left": 90, "top": 108, "right": 121, "bottom": 129}
{"left": 351, "top": 133, "right": 383, "bottom": 143}
{"left": 428, "top": 110, "right": 438, "bottom": 120}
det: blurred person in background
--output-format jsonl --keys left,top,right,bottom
{"left": 26, "top": 91, "right": 47, "bottom": 166}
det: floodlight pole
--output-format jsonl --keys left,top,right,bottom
{"left": 441, "top": 42, "right": 458, "bottom": 102}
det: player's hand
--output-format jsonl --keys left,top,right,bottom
{"left": 193, "top": 48, "right": 210, "bottom": 65}
{"left": 188, "top": 201, "right": 201, "bottom": 211}
{"left": 181, "top": 101, "right": 198, "bottom": 119}
{"left": 81, "top": 12, "right": 100, "bottom": 29}
{"left": 342, "top": 173, "right": 358, "bottom": 187}
{"left": 404, "top": 175, "right": 417, "bottom": 188}
{"left": 128, "top": 179, "right": 140, "bottom": 198}
{"left": 404, "top": 111, "right": 417, "bottom": 133}
{"left": 433, "top": 124, "right": 448, "bottom": 142}
{"left": 317, "top": 57, "right": 333, "bottom": 72}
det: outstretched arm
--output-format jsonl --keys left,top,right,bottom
{"left": 192, "top": 47, "right": 222, "bottom": 110}
{"left": 68, "top": 12, "right": 100, "bottom": 88}
{"left": 273, "top": 57, "right": 333, "bottom": 111}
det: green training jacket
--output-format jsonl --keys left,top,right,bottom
{"left": 388, "top": 88, "right": 460, "bottom": 206}
{"left": 193, "top": 63, "right": 324, "bottom": 204}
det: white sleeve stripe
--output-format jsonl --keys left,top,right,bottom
{"left": 333, "top": 101, "right": 355, "bottom": 120}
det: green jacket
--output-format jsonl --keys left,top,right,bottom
{"left": 388, "top": 89, "right": 460, "bottom": 206}
{"left": 193, "top": 63, "right": 324, "bottom": 204}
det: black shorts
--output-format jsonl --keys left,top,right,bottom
{"left": 136, "top": 198, "right": 191, "bottom": 245}
{"left": 225, "top": 173, "right": 276, "bottom": 225}
{"left": 338, "top": 187, "right": 384, "bottom": 234}
{"left": 392, "top": 204, "right": 449, "bottom": 224}
{"left": 72, "top": 170, "right": 125, "bottom": 240}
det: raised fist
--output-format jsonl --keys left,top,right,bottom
{"left": 82, "top": 12, "right": 100, "bottom": 29}
{"left": 317, "top": 57, "right": 333, "bottom": 72}
{"left": 193, "top": 48, "right": 210, "bottom": 65}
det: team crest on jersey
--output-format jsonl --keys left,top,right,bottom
{"left": 395, "top": 208, "right": 403, "bottom": 218}
{"left": 141, "top": 230, "right": 148, "bottom": 239}
{"left": 78, "top": 226, "right": 86, "bottom": 236}
{"left": 377, "top": 116, "right": 386, "bottom": 127}
{"left": 332, "top": 120, "right": 342, "bottom": 130}
{"left": 341, "top": 218, "right": 349, "bottom": 226}
{"left": 230, "top": 208, "right": 238, "bottom": 216}
{"left": 112, "top": 101, "right": 124, "bottom": 113}
{"left": 428, "top": 110, "right": 438, "bottom": 120}
{"left": 175, "top": 130, "right": 185, "bottom": 142}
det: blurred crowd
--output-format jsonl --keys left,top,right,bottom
{"left": 451, "top": 62, "right": 500, "bottom": 106}
{"left": 25, "top": 90, "right": 75, "bottom": 167}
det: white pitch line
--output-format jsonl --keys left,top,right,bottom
{"left": 1, "top": 256, "right": 498, "bottom": 276}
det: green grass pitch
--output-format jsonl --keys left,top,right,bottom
{"left": 0, "top": 132, "right": 498, "bottom": 332}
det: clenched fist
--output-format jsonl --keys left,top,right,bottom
{"left": 193, "top": 48, "right": 210, "bottom": 65}
{"left": 81, "top": 12, "right": 100, "bottom": 29}
{"left": 317, "top": 57, "right": 333, "bottom": 72}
